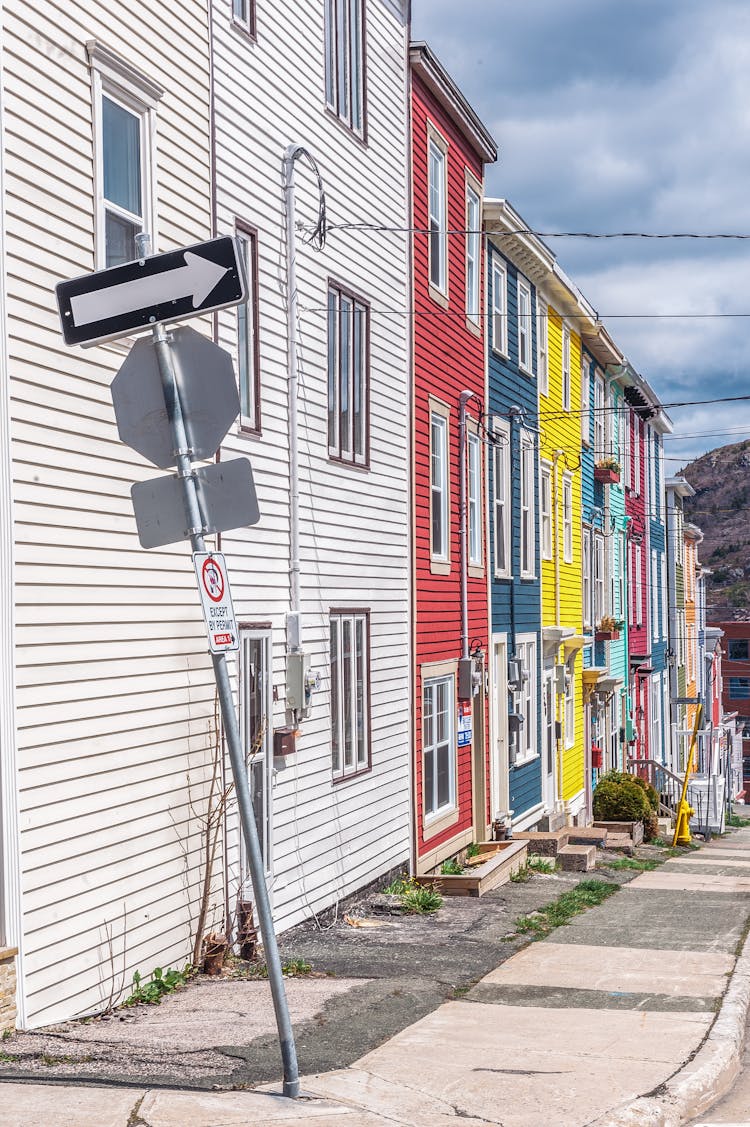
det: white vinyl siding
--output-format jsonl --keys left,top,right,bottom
{"left": 466, "top": 186, "right": 480, "bottom": 324}
{"left": 493, "top": 419, "right": 511, "bottom": 577}
{"left": 491, "top": 259, "right": 507, "bottom": 355}
{"left": 428, "top": 135, "right": 447, "bottom": 294}
{"left": 468, "top": 431, "right": 482, "bottom": 566}
{"left": 518, "top": 277, "right": 532, "bottom": 374}
{"left": 423, "top": 675, "right": 456, "bottom": 819}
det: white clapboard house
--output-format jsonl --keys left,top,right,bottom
{"left": 0, "top": 0, "right": 411, "bottom": 1029}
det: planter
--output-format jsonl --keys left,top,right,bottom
{"left": 591, "top": 746, "right": 603, "bottom": 769}
{"left": 415, "top": 839, "right": 528, "bottom": 897}
{"left": 595, "top": 630, "right": 620, "bottom": 642}
{"left": 595, "top": 466, "right": 620, "bottom": 485}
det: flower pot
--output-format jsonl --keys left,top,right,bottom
{"left": 595, "top": 630, "right": 620, "bottom": 642}
{"left": 594, "top": 466, "right": 620, "bottom": 485}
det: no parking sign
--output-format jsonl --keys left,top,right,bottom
{"left": 193, "top": 551, "right": 239, "bottom": 653}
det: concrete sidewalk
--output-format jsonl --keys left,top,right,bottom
{"left": 4, "top": 829, "right": 750, "bottom": 1127}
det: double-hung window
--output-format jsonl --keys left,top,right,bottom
{"left": 594, "top": 532, "right": 606, "bottom": 624}
{"left": 330, "top": 610, "right": 370, "bottom": 779}
{"left": 324, "top": 0, "right": 364, "bottom": 135}
{"left": 231, "top": 0, "right": 255, "bottom": 35}
{"left": 580, "top": 357, "right": 590, "bottom": 443}
{"left": 512, "top": 637, "right": 537, "bottom": 764}
{"left": 423, "top": 674, "right": 456, "bottom": 818}
{"left": 493, "top": 419, "right": 511, "bottom": 577}
{"left": 562, "top": 325, "right": 571, "bottom": 412}
{"left": 564, "top": 669, "right": 575, "bottom": 749}
{"left": 540, "top": 463, "right": 552, "bottom": 561}
{"left": 633, "top": 417, "right": 641, "bottom": 495}
{"left": 428, "top": 133, "right": 448, "bottom": 294}
{"left": 468, "top": 431, "right": 482, "bottom": 567}
{"left": 635, "top": 543, "right": 643, "bottom": 627}
{"left": 430, "top": 407, "right": 449, "bottom": 563}
{"left": 537, "top": 295, "right": 548, "bottom": 395}
{"left": 236, "top": 224, "right": 259, "bottom": 429}
{"left": 594, "top": 374, "right": 606, "bottom": 458}
{"left": 328, "top": 283, "right": 368, "bottom": 464}
{"left": 582, "top": 527, "right": 593, "bottom": 630}
{"left": 518, "top": 278, "right": 532, "bottom": 373}
{"left": 520, "top": 430, "right": 535, "bottom": 579}
{"left": 89, "top": 43, "right": 161, "bottom": 270}
{"left": 491, "top": 259, "right": 507, "bottom": 354}
{"left": 623, "top": 411, "right": 632, "bottom": 489}
{"left": 466, "top": 185, "right": 480, "bottom": 325}
{"left": 563, "top": 473, "right": 573, "bottom": 564}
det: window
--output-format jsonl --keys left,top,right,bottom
{"left": 562, "top": 326, "right": 571, "bottom": 412}
{"left": 511, "top": 637, "right": 537, "bottom": 765}
{"left": 730, "top": 639, "right": 750, "bottom": 661}
{"left": 468, "top": 431, "right": 482, "bottom": 567}
{"left": 493, "top": 419, "right": 511, "bottom": 577}
{"left": 520, "top": 430, "right": 535, "bottom": 578}
{"left": 635, "top": 543, "right": 643, "bottom": 627}
{"left": 594, "top": 374, "right": 606, "bottom": 458}
{"left": 537, "top": 295, "right": 548, "bottom": 396}
{"left": 431, "top": 408, "right": 449, "bottom": 562}
{"left": 565, "top": 668, "right": 575, "bottom": 749}
{"left": 633, "top": 416, "right": 641, "bottom": 494}
{"left": 518, "top": 278, "right": 532, "bottom": 373}
{"left": 466, "top": 185, "right": 480, "bottom": 325}
{"left": 324, "top": 0, "right": 364, "bottom": 135}
{"left": 423, "top": 674, "right": 456, "bottom": 818}
{"left": 327, "top": 283, "right": 368, "bottom": 464}
{"left": 89, "top": 43, "right": 161, "bottom": 270}
{"left": 236, "top": 226, "right": 259, "bottom": 428}
{"left": 428, "top": 135, "right": 447, "bottom": 294}
{"left": 330, "top": 610, "right": 370, "bottom": 779}
{"left": 231, "top": 0, "right": 255, "bottom": 35}
{"left": 491, "top": 260, "right": 507, "bottom": 354}
{"left": 540, "top": 463, "right": 552, "bottom": 561}
{"left": 580, "top": 357, "right": 590, "bottom": 443}
{"left": 563, "top": 473, "right": 573, "bottom": 564}
{"left": 729, "top": 678, "right": 750, "bottom": 700}
{"left": 582, "top": 527, "right": 593, "bottom": 630}
{"left": 623, "top": 411, "right": 631, "bottom": 489}
{"left": 594, "top": 532, "right": 606, "bottom": 623}
{"left": 652, "top": 435, "right": 661, "bottom": 518}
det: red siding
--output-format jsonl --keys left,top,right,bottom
{"left": 411, "top": 71, "right": 489, "bottom": 861}
{"left": 625, "top": 412, "right": 650, "bottom": 753}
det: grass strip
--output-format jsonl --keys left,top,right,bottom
{"left": 602, "top": 857, "right": 660, "bottom": 872}
{"left": 514, "top": 878, "right": 619, "bottom": 938}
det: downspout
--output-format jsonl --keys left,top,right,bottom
{"left": 282, "top": 146, "right": 305, "bottom": 651}
{"left": 553, "top": 450, "right": 564, "bottom": 806}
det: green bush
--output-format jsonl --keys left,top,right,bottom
{"left": 593, "top": 775, "right": 651, "bottom": 823}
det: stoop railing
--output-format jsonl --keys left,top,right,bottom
{"left": 628, "top": 759, "right": 683, "bottom": 821}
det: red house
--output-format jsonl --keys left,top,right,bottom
{"left": 623, "top": 397, "right": 651, "bottom": 758}
{"left": 409, "top": 43, "right": 497, "bottom": 872}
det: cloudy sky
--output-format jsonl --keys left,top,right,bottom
{"left": 411, "top": 0, "right": 750, "bottom": 466}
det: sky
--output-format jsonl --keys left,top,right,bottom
{"left": 410, "top": 0, "right": 750, "bottom": 467}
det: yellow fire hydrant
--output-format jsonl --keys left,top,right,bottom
{"left": 674, "top": 798, "right": 695, "bottom": 846}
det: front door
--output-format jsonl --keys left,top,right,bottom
{"left": 543, "top": 670, "right": 556, "bottom": 810}
{"left": 491, "top": 638, "right": 509, "bottom": 821}
{"left": 239, "top": 631, "right": 273, "bottom": 882}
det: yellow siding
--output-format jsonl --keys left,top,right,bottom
{"left": 540, "top": 305, "right": 584, "bottom": 803}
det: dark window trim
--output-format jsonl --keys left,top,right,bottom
{"left": 330, "top": 606, "right": 372, "bottom": 783}
{"left": 327, "top": 276, "right": 370, "bottom": 468}
{"left": 230, "top": 0, "right": 256, "bottom": 40}
{"left": 323, "top": 0, "right": 368, "bottom": 145}
{"left": 235, "top": 219, "right": 262, "bottom": 436}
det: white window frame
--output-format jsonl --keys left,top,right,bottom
{"left": 633, "top": 415, "right": 641, "bottom": 495}
{"left": 328, "top": 282, "right": 369, "bottom": 465}
{"left": 583, "top": 527, "right": 593, "bottom": 630}
{"left": 512, "top": 636, "right": 538, "bottom": 766}
{"left": 236, "top": 225, "right": 258, "bottom": 429}
{"left": 537, "top": 293, "right": 548, "bottom": 396}
{"left": 562, "top": 325, "right": 571, "bottom": 412}
{"left": 580, "top": 355, "right": 590, "bottom": 444}
{"left": 466, "top": 183, "right": 481, "bottom": 325}
{"left": 623, "top": 410, "right": 632, "bottom": 489}
{"left": 430, "top": 405, "right": 450, "bottom": 565}
{"left": 635, "top": 542, "right": 643, "bottom": 628}
{"left": 564, "top": 668, "right": 575, "bottom": 750}
{"left": 518, "top": 277, "right": 533, "bottom": 374}
{"left": 594, "top": 373, "right": 606, "bottom": 459}
{"left": 423, "top": 673, "right": 457, "bottom": 821}
{"left": 330, "top": 610, "right": 370, "bottom": 780}
{"left": 493, "top": 418, "right": 511, "bottom": 578}
{"left": 324, "top": 0, "right": 365, "bottom": 136}
{"left": 520, "top": 429, "right": 536, "bottom": 580}
{"left": 563, "top": 472, "right": 573, "bottom": 565}
{"left": 88, "top": 42, "right": 161, "bottom": 271}
{"left": 594, "top": 531, "right": 606, "bottom": 624}
{"left": 468, "top": 430, "right": 482, "bottom": 567}
{"left": 491, "top": 258, "right": 507, "bottom": 355}
{"left": 428, "top": 131, "right": 448, "bottom": 296}
{"left": 231, "top": 0, "right": 256, "bottom": 35}
{"left": 540, "top": 461, "right": 552, "bottom": 562}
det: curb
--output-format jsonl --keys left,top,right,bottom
{"left": 591, "top": 922, "right": 750, "bottom": 1127}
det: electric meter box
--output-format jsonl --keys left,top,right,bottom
{"left": 286, "top": 651, "right": 310, "bottom": 712}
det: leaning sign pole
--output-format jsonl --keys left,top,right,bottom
{"left": 56, "top": 238, "right": 300, "bottom": 1099}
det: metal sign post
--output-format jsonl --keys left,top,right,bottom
{"left": 149, "top": 322, "right": 300, "bottom": 1098}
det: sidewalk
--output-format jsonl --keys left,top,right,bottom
{"left": 4, "top": 828, "right": 750, "bottom": 1126}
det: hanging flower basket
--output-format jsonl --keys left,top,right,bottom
{"left": 595, "top": 629, "right": 620, "bottom": 642}
{"left": 591, "top": 746, "right": 604, "bottom": 769}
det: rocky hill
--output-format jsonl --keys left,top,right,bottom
{"left": 681, "top": 439, "right": 750, "bottom": 621}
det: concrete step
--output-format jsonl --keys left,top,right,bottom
{"left": 513, "top": 829, "right": 570, "bottom": 856}
{"left": 568, "top": 826, "right": 609, "bottom": 847}
{"left": 606, "top": 833, "right": 635, "bottom": 856}
{"left": 536, "top": 810, "right": 567, "bottom": 833}
{"left": 558, "top": 844, "right": 596, "bottom": 872}
{"left": 594, "top": 820, "right": 644, "bottom": 846}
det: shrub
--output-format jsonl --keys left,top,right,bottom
{"left": 593, "top": 775, "right": 651, "bottom": 823}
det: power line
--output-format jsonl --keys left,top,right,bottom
{"left": 324, "top": 224, "right": 750, "bottom": 240}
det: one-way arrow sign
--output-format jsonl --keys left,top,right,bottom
{"left": 55, "top": 236, "right": 247, "bottom": 347}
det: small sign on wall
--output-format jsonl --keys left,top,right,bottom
{"left": 457, "top": 700, "right": 473, "bottom": 747}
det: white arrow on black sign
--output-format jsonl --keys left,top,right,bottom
{"left": 56, "top": 236, "right": 247, "bottom": 348}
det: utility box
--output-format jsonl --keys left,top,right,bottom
{"left": 273, "top": 726, "right": 296, "bottom": 758}
{"left": 286, "top": 651, "right": 310, "bottom": 713}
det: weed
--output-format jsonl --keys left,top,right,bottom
{"left": 1, "top": 1029, "right": 11, "bottom": 1042}
{"left": 400, "top": 885, "right": 443, "bottom": 914}
{"left": 603, "top": 857, "right": 660, "bottom": 871}
{"left": 528, "top": 855, "right": 556, "bottom": 874}
{"left": 383, "top": 873, "right": 411, "bottom": 895}
{"left": 440, "top": 858, "right": 465, "bottom": 876}
{"left": 510, "top": 864, "right": 531, "bottom": 883}
{"left": 514, "top": 879, "right": 618, "bottom": 938}
{"left": 728, "top": 813, "right": 750, "bottom": 828}
{"left": 0, "top": 1051, "right": 19, "bottom": 1063}
{"left": 466, "top": 842, "right": 480, "bottom": 859}
{"left": 245, "top": 956, "right": 312, "bottom": 979}
{"left": 123, "top": 964, "right": 191, "bottom": 1007}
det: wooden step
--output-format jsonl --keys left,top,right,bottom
{"left": 513, "top": 829, "right": 570, "bottom": 857}
{"left": 558, "top": 844, "right": 596, "bottom": 872}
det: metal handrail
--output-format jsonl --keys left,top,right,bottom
{"left": 627, "top": 758, "right": 683, "bottom": 819}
